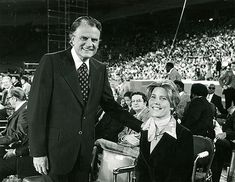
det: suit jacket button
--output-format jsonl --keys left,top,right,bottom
{"left": 83, "top": 116, "right": 86, "bottom": 120}
{"left": 78, "top": 131, "right": 83, "bottom": 135}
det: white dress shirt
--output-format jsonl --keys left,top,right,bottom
{"left": 71, "top": 47, "right": 89, "bottom": 73}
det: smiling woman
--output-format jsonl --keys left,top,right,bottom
{"left": 136, "top": 79, "right": 194, "bottom": 182}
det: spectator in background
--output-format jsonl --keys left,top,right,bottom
{"left": 181, "top": 83, "right": 215, "bottom": 139}
{"left": 216, "top": 60, "right": 222, "bottom": 77}
{"left": 20, "top": 76, "right": 31, "bottom": 99}
{"left": 165, "top": 62, "right": 182, "bottom": 81}
{"left": 207, "top": 83, "right": 227, "bottom": 117}
{"left": 219, "top": 62, "right": 235, "bottom": 110}
{"left": 0, "top": 75, "right": 14, "bottom": 119}
{"left": 123, "top": 91, "right": 135, "bottom": 114}
{"left": 136, "top": 80, "right": 193, "bottom": 182}
{"left": 11, "top": 75, "right": 22, "bottom": 88}
{"left": 211, "top": 106, "right": 235, "bottom": 182}
{"left": 118, "top": 92, "right": 149, "bottom": 147}
{"left": 117, "top": 75, "right": 131, "bottom": 98}
{"left": 174, "top": 80, "right": 190, "bottom": 120}
{"left": 1, "top": 75, "right": 14, "bottom": 106}
{"left": 0, "top": 87, "right": 29, "bottom": 181}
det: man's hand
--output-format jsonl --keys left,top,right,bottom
{"left": 123, "top": 134, "right": 140, "bottom": 146}
{"left": 33, "top": 156, "right": 49, "bottom": 175}
{"left": 3, "top": 149, "right": 16, "bottom": 159}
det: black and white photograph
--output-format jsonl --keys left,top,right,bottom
{"left": 0, "top": 0, "right": 235, "bottom": 181}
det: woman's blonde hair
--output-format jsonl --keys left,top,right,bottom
{"left": 147, "top": 79, "right": 180, "bottom": 110}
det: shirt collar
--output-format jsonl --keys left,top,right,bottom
{"left": 207, "top": 93, "right": 214, "bottom": 102}
{"left": 71, "top": 47, "right": 90, "bottom": 71}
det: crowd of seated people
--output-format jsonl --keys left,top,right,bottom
{"left": 0, "top": 87, "right": 37, "bottom": 181}
{"left": 0, "top": 74, "right": 35, "bottom": 180}
{"left": 103, "top": 25, "right": 235, "bottom": 82}
{"left": 0, "top": 74, "right": 32, "bottom": 119}
{"left": 0, "top": 71, "right": 233, "bottom": 181}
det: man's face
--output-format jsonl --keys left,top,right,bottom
{"left": 71, "top": 21, "right": 100, "bottom": 61}
{"left": 175, "top": 84, "right": 182, "bottom": 93}
{"left": 7, "top": 95, "right": 16, "bottom": 108}
{"left": 208, "top": 84, "right": 215, "bottom": 94}
{"left": 124, "top": 96, "right": 131, "bottom": 107}
{"left": 165, "top": 65, "right": 171, "bottom": 73}
{"left": 2, "top": 77, "right": 12, "bottom": 89}
{"left": 11, "top": 77, "right": 16, "bottom": 83}
{"left": 131, "top": 94, "right": 146, "bottom": 113}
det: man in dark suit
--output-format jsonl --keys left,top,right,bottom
{"left": 0, "top": 87, "right": 29, "bottom": 181}
{"left": 181, "top": 83, "right": 215, "bottom": 139}
{"left": 219, "top": 62, "right": 235, "bottom": 110}
{"left": 28, "top": 16, "right": 142, "bottom": 182}
{"left": 207, "top": 83, "right": 227, "bottom": 117}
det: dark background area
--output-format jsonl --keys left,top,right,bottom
{"left": 0, "top": 0, "right": 235, "bottom": 72}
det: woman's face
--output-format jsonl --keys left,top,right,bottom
{"left": 148, "top": 87, "right": 171, "bottom": 119}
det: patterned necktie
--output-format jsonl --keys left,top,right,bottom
{"left": 77, "top": 62, "right": 89, "bottom": 104}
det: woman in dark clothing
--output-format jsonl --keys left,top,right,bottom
{"left": 136, "top": 79, "right": 194, "bottom": 182}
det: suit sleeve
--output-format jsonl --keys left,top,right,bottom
{"left": 181, "top": 100, "right": 202, "bottom": 130}
{"left": 100, "top": 65, "right": 141, "bottom": 132}
{"left": 28, "top": 54, "right": 53, "bottom": 157}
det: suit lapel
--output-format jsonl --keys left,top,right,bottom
{"left": 60, "top": 48, "right": 84, "bottom": 106}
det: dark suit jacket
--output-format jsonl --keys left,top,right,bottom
{"left": 224, "top": 111, "right": 235, "bottom": 141}
{"left": 136, "top": 121, "right": 194, "bottom": 182}
{"left": 211, "top": 94, "right": 227, "bottom": 114}
{"left": 181, "top": 97, "right": 215, "bottom": 139}
{"left": 0, "top": 102, "right": 28, "bottom": 145}
{"left": 28, "top": 48, "right": 142, "bottom": 175}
